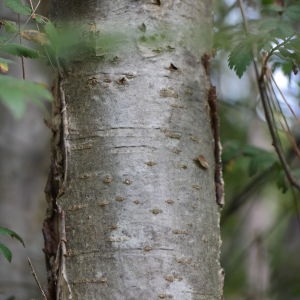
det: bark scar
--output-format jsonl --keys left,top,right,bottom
{"left": 201, "top": 53, "right": 224, "bottom": 207}
{"left": 56, "top": 208, "right": 72, "bottom": 299}
{"left": 208, "top": 85, "right": 224, "bottom": 207}
{"left": 43, "top": 74, "right": 72, "bottom": 299}
{"left": 58, "top": 74, "right": 70, "bottom": 196}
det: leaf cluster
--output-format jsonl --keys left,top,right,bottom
{"left": 0, "top": 0, "right": 52, "bottom": 118}
{"left": 1, "top": 1, "right": 114, "bottom": 118}
{"left": 215, "top": 1, "right": 300, "bottom": 78}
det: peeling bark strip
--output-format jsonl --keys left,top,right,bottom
{"left": 201, "top": 53, "right": 224, "bottom": 207}
{"left": 208, "top": 85, "right": 224, "bottom": 207}
{"left": 43, "top": 75, "right": 71, "bottom": 299}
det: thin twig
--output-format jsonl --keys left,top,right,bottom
{"left": 270, "top": 73, "right": 299, "bottom": 120}
{"left": 264, "top": 36, "right": 294, "bottom": 66}
{"left": 29, "top": 0, "right": 57, "bottom": 72}
{"left": 266, "top": 75, "right": 300, "bottom": 160}
{"left": 27, "top": 257, "right": 48, "bottom": 300}
{"left": 259, "top": 76, "right": 300, "bottom": 189}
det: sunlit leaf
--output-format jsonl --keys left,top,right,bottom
{"left": 21, "top": 30, "right": 48, "bottom": 45}
{"left": 0, "top": 63, "right": 9, "bottom": 73}
{"left": 0, "top": 58, "right": 12, "bottom": 73}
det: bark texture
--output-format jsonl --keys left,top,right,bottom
{"left": 44, "top": 1, "right": 223, "bottom": 299}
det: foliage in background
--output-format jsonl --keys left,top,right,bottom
{"left": 215, "top": 0, "right": 300, "bottom": 299}
{"left": 0, "top": 0, "right": 52, "bottom": 118}
{"left": 216, "top": 0, "right": 300, "bottom": 192}
{"left": 0, "top": 0, "right": 50, "bottom": 264}
{"left": 215, "top": 0, "right": 300, "bottom": 78}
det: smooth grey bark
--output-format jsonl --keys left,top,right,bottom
{"left": 45, "top": 1, "right": 223, "bottom": 299}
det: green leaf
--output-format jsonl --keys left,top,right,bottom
{"left": 0, "top": 43, "right": 39, "bottom": 58}
{"left": 228, "top": 41, "right": 253, "bottom": 78}
{"left": 0, "top": 242, "right": 12, "bottom": 262}
{"left": 4, "top": 0, "right": 32, "bottom": 16}
{"left": 0, "top": 75, "right": 52, "bottom": 118}
{"left": 3, "top": 20, "right": 18, "bottom": 33}
{"left": 0, "top": 226, "right": 25, "bottom": 247}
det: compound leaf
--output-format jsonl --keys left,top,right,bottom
{"left": 228, "top": 41, "right": 253, "bottom": 78}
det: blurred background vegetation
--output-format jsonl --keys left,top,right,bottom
{"left": 215, "top": 0, "right": 300, "bottom": 299}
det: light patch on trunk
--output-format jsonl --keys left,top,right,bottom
{"left": 163, "top": 277, "right": 193, "bottom": 300}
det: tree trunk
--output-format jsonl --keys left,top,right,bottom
{"left": 44, "top": 1, "right": 223, "bottom": 299}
